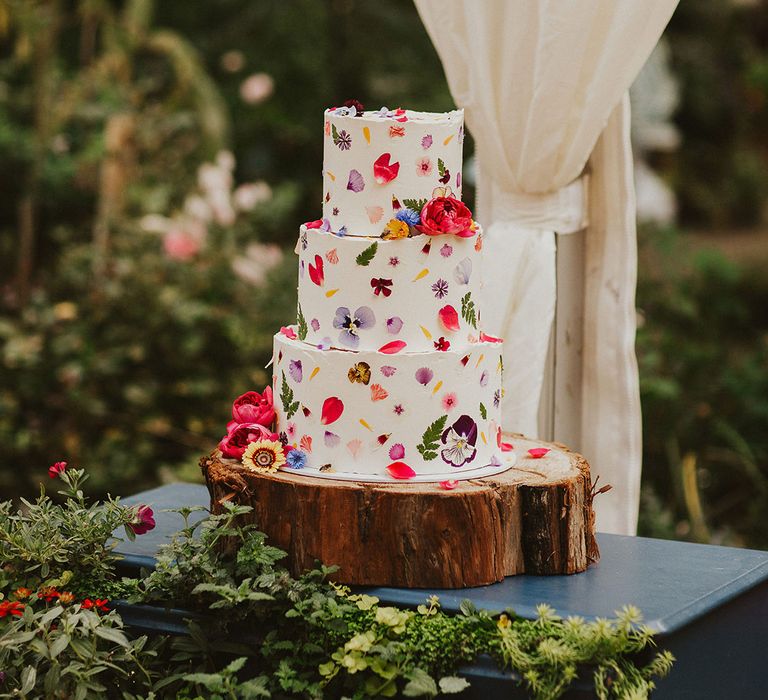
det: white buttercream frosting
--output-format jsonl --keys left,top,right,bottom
{"left": 295, "top": 226, "right": 484, "bottom": 353}
{"left": 322, "top": 108, "right": 464, "bottom": 237}
{"left": 273, "top": 331, "right": 503, "bottom": 478}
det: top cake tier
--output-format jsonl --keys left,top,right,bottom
{"left": 322, "top": 107, "right": 464, "bottom": 237}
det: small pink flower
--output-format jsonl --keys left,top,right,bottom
{"left": 48, "top": 461, "right": 67, "bottom": 479}
{"left": 440, "top": 244, "right": 453, "bottom": 257}
{"left": 393, "top": 404, "right": 405, "bottom": 415}
{"left": 421, "top": 134, "right": 433, "bottom": 150}
{"left": 280, "top": 326, "right": 297, "bottom": 339}
{"left": 441, "top": 392, "right": 458, "bottom": 411}
{"left": 416, "top": 157, "right": 433, "bottom": 177}
{"left": 128, "top": 505, "right": 156, "bottom": 536}
{"left": 389, "top": 443, "right": 405, "bottom": 460}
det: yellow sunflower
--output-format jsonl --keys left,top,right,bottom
{"left": 242, "top": 439, "right": 286, "bottom": 473}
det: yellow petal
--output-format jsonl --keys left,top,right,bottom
{"left": 475, "top": 353, "right": 484, "bottom": 368}
{"left": 326, "top": 170, "right": 336, "bottom": 181}
{"left": 363, "top": 126, "right": 370, "bottom": 144}
{"left": 443, "top": 134, "right": 455, "bottom": 145}
{"left": 309, "top": 367, "right": 320, "bottom": 380}
{"left": 480, "top": 431, "right": 487, "bottom": 445}
{"left": 432, "top": 380, "right": 443, "bottom": 395}
{"left": 420, "top": 325, "right": 433, "bottom": 340}
{"left": 412, "top": 268, "right": 429, "bottom": 282}
{"left": 325, "top": 289, "right": 339, "bottom": 297}
{"left": 359, "top": 418, "right": 373, "bottom": 431}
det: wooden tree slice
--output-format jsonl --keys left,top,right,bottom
{"left": 200, "top": 435, "right": 600, "bottom": 588}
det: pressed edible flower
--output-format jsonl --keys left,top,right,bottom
{"left": 415, "top": 156, "right": 433, "bottom": 177}
{"left": 434, "top": 336, "right": 450, "bottom": 351}
{"left": 342, "top": 98, "right": 365, "bottom": 115}
{"left": 348, "top": 362, "right": 372, "bottom": 385}
{"left": 386, "top": 461, "right": 416, "bottom": 480}
{"left": 382, "top": 218, "right": 409, "bottom": 240}
{"left": 333, "top": 306, "right": 375, "bottom": 349}
{"left": 242, "top": 439, "right": 286, "bottom": 473}
{"left": 373, "top": 153, "right": 400, "bottom": 185}
{"left": 528, "top": 447, "right": 551, "bottom": 459}
{"left": 280, "top": 326, "right": 297, "bottom": 339}
{"left": 440, "top": 414, "right": 478, "bottom": 467}
{"left": 431, "top": 278, "right": 449, "bottom": 299}
{"left": 370, "top": 277, "right": 393, "bottom": 297}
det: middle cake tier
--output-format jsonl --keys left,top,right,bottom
{"left": 273, "top": 331, "right": 504, "bottom": 478}
{"left": 296, "top": 226, "right": 484, "bottom": 353}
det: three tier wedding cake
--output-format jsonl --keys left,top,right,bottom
{"left": 219, "top": 103, "right": 510, "bottom": 481}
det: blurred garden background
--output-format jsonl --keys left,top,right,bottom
{"left": 1, "top": 0, "right": 767, "bottom": 549}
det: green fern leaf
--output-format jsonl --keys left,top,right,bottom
{"left": 281, "top": 372, "right": 299, "bottom": 420}
{"left": 296, "top": 304, "right": 308, "bottom": 341}
{"left": 438, "top": 158, "right": 446, "bottom": 177}
{"left": 461, "top": 292, "right": 477, "bottom": 329}
{"left": 355, "top": 242, "right": 378, "bottom": 266}
{"left": 416, "top": 415, "right": 448, "bottom": 461}
{"left": 479, "top": 403, "right": 487, "bottom": 420}
{"left": 402, "top": 198, "right": 428, "bottom": 211}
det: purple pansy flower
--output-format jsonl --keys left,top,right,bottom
{"left": 440, "top": 414, "right": 478, "bottom": 468}
{"left": 431, "top": 278, "right": 449, "bottom": 299}
{"left": 333, "top": 306, "right": 375, "bottom": 348}
{"left": 289, "top": 359, "right": 303, "bottom": 383}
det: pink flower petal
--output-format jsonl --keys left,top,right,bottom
{"left": 373, "top": 153, "right": 400, "bottom": 185}
{"left": 439, "top": 479, "right": 458, "bottom": 490}
{"left": 479, "top": 332, "right": 503, "bottom": 344}
{"left": 378, "top": 340, "right": 407, "bottom": 354}
{"left": 501, "top": 442, "right": 514, "bottom": 452}
{"left": 528, "top": 447, "right": 550, "bottom": 459}
{"left": 320, "top": 396, "right": 344, "bottom": 425}
{"left": 308, "top": 255, "right": 324, "bottom": 286}
{"left": 280, "top": 326, "right": 297, "bottom": 339}
{"left": 386, "top": 461, "right": 416, "bottom": 479}
{"left": 438, "top": 305, "right": 460, "bottom": 332}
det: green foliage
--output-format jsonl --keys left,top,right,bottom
{"left": 479, "top": 402, "right": 487, "bottom": 420}
{"left": 416, "top": 415, "right": 448, "bottom": 461}
{"left": 296, "top": 302, "right": 308, "bottom": 340}
{"left": 280, "top": 371, "right": 300, "bottom": 421}
{"left": 437, "top": 158, "right": 446, "bottom": 178}
{"left": 461, "top": 292, "right": 477, "bottom": 329}
{"left": 403, "top": 198, "right": 428, "bottom": 211}
{"left": 637, "top": 226, "right": 768, "bottom": 547}
{"left": 0, "top": 474, "right": 673, "bottom": 699}
{"left": 355, "top": 242, "right": 379, "bottom": 266}
{"left": 0, "top": 467, "right": 140, "bottom": 596}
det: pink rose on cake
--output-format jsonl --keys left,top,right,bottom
{"left": 232, "top": 388, "right": 275, "bottom": 426}
{"left": 219, "top": 422, "right": 278, "bottom": 459}
{"left": 416, "top": 197, "right": 475, "bottom": 238}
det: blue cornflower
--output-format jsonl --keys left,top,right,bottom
{"left": 286, "top": 449, "right": 307, "bottom": 470}
{"left": 395, "top": 208, "right": 421, "bottom": 227}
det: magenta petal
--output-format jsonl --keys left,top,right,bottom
{"left": 439, "top": 480, "right": 458, "bottom": 490}
{"left": 347, "top": 169, "right": 365, "bottom": 193}
{"left": 321, "top": 397, "right": 344, "bottom": 425}
{"left": 501, "top": 442, "right": 514, "bottom": 452}
{"left": 386, "top": 461, "right": 415, "bottom": 479}
{"left": 528, "top": 447, "right": 550, "bottom": 459}
{"left": 438, "top": 305, "right": 460, "bottom": 332}
{"left": 379, "top": 340, "right": 407, "bottom": 354}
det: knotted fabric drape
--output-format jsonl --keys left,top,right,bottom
{"left": 414, "top": 0, "right": 678, "bottom": 533}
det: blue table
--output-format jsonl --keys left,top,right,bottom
{"left": 118, "top": 483, "right": 768, "bottom": 698}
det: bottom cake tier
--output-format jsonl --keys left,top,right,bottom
{"left": 272, "top": 330, "right": 504, "bottom": 479}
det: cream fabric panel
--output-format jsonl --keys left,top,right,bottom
{"left": 415, "top": 0, "right": 677, "bottom": 533}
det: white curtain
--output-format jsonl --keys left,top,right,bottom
{"left": 415, "top": 0, "right": 678, "bottom": 534}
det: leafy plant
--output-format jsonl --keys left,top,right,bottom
{"left": 461, "top": 292, "right": 477, "bottom": 329}
{"left": 416, "top": 415, "right": 448, "bottom": 461}
{"left": 356, "top": 242, "right": 379, "bottom": 266}
{"left": 280, "top": 371, "right": 300, "bottom": 421}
